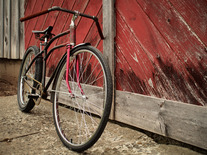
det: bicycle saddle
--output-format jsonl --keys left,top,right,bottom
{"left": 32, "top": 26, "right": 53, "bottom": 34}
{"left": 32, "top": 26, "right": 54, "bottom": 41}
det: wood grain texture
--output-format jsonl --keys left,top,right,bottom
{"left": 115, "top": 90, "right": 207, "bottom": 149}
{"left": 103, "top": 0, "right": 115, "bottom": 119}
{"left": 169, "top": 0, "right": 207, "bottom": 46}
{"left": 115, "top": 0, "right": 207, "bottom": 105}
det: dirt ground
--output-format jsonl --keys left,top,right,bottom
{"left": 0, "top": 79, "right": 17, "bottom": 96}
{"left": 0, "top": 78, "right": 207, "bottom": 155}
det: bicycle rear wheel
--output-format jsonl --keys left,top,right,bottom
{"left": 17, "top": 46, "right": 43, "bottom": 112}
{"left": 52, "top": 45, "right": 112, "bottom": 152}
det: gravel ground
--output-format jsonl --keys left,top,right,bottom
{"left": 0, "top": 79, "right": 206, "bottom": 154}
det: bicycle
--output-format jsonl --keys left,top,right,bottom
{"left": 17, "top": 6, "right": 113, "bottom": 152}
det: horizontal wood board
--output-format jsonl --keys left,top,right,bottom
{"left": 115, "top": 90, "right": 207, "bottom": 150}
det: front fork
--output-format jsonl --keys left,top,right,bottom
{"left": 66, "top": 45, "right": 85, "bottom": 97}
{"left": 65, "top": 13, "right": 85, "bottom": 97}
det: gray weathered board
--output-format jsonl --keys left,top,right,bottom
{"left": 103, "top": 0, "right": 116, "bottom": 120}
{"left": 115, "top": 90, "right": 207, "bottom": 150}
{"left": 0, "top": 0, "right": 24, "bottom": 59}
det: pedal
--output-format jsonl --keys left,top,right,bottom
{"left": 28, "top": 94, "right": 40, "bottom": 100}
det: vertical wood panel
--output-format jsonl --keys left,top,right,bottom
{"left": 0, "top": 0, "right": 4, "bottom": 57}
{"left": 20, "top": 0, "right": 25, "bottom": 59}
{"left": 3, "top": 0, "right": 9, "bottom": 58}
{"left": 103, "top": 0, "right": 115, "bottom": 119}
{"left": 0, "top": 0, "right": 23, "bottom": 59}
{"left": 11, "top": 0, "right": 20, "bottom": 59}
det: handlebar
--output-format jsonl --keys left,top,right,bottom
{"left": 20, "top": 6, "right": 104, "bottom": 39}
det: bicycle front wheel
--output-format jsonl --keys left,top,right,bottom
{"left": 52, "top": 45, "right": 112, "bottom": 152}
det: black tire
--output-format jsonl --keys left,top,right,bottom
{"left": 17, "top": 46, "right": 43, "bottom": 112}
{"left": 52, "top": 45, "right": 112, "bottom": 152}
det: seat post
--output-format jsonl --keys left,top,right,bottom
{"left": 40, "top": 36, "right": 48, "bottom": 90}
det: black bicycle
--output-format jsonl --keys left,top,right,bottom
{"left": 17, "top": 6, "right": 112, "bottom": 152}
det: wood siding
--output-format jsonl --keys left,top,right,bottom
{"left": 115, "top": 0, "right": 207, "bottom": 106}
{"left": 0, "top": 0, "right": 24, "bottom": 59}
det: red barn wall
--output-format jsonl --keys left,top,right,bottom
{"left": 115, "top": 0, "right": 207, "bottom": 106}
{"left": 24, "top": 0, "right": 207, "bottom": 106}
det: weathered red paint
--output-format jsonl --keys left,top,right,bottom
{"left": 115, "top": 0, "right": 207, "bottom": 105}
{"left": 170, "top": 0, "right": 207, "bottom": 46}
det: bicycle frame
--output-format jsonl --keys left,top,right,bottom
{"left": 20, "top": 6, "right": 104, "bottom": 98}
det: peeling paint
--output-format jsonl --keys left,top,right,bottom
{"left": 130, "top": 53, "right": 139, "bottom": 63}
{"left": 148, "top": 78, "right": 154, "bottom": 88}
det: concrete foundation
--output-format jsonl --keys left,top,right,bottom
{"left": 0, "top": 58, "right": 22, "bottom": 86}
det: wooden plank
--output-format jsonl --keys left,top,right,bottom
{"left": 3, "top": 0, "right": 9, "bottom": 58}
{"left": 115, "top": 90, "right": 207, "bottom": 150}
{"left": 20, "top": 0, "right": 25, "bottom": 59}
{"left": 11, "top": 0, "right": 20, "bottom": 59}
{"left": 169, "top": 0, "right": 207, "bottom": 46}
{"left": 0, "top": 0, "right": 4, "bottom": 58}
{"left": 103, "top": 0, "right": 115, "bottom": 119}
{"left": 7, "top": 0, "right": 11, "bottom": 58}
{"left": 115, "top": 47, "right": 147, "bottom": 94}
{"left": 137, "top": 0, "right": 207, "bottom": 69}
